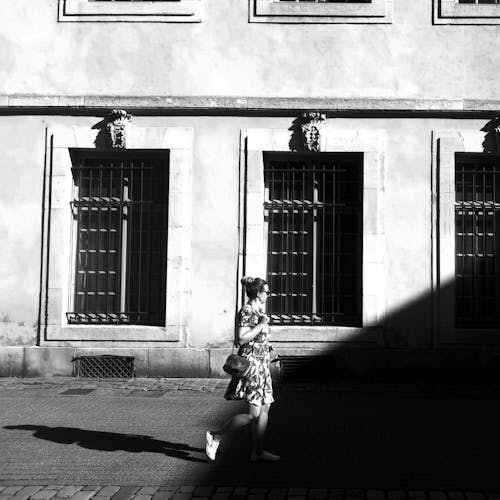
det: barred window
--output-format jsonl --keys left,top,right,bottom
{"left": 435, "top": 0, "right": 500, "bottom": 23}
{"left": 455, "top": 155, "right": 500, "bottom": 328}
{"left": 58, "top": 0, "right": 201, "bottom": 22}
{"left": 67, "top": 150, "right": 169, "bottom": 326}
{"left": 264, "top": 154, "right": 363, "bottom": 326}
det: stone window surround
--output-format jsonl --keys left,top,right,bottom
{"left": 250, "top": 0, "right": 393, "bottom": 24}
{"left": 239, "top": 128, "right": 386, "bottom": 344}
{"left": 434, "top": 0, "right": 500, "bottom": 24}
{"left": 433, "top": 129, "right": 500, "bottom": 344}
{"left": 58, "top": 0, "right": 202, "bottom": 22}
{"left": 40, "top": 124, "right": 193, "bottom": 344}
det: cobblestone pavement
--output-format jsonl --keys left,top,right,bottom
{"left": 2, "top": 377, "right": 500, "bottom": 496}
{"left": 0, "top": 485, "right": 498, "bottom": 500}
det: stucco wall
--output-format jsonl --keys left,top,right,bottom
{"left": 0, "top": 114, "right": 493, "bottom": 351}
{"left": 0, "top": 0, "right": 498, "bottom": 100}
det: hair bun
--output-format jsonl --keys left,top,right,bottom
{"left": 241, "top": 276, "right": 255, "bottom": 287}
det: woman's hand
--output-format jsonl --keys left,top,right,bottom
{"left": 258, "top": 314, "right": 269, "bottom": 325}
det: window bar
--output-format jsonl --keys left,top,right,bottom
{"left": 146, "top": 163, "right": 153, "bottom": 323}
{"left": 137, "top": 161, "right": 144, "bottom": 319}
{"left": 495, "top": 166, "right": 499, "bottom": 321}
{"left": 472, "top": 165, "right": 477, "bottom": 322}
{"left": 460, "top": 164, "right": 465, "bottom": 326}
{"left": 320, "top": 160, "right": 325, "bottom": 324}
{"left": 108, "top": 162, "right": 114, "bottom": 316}
{"left": 332, "top": 161, "right": 337, "bottom": 324}
{"left": 291, "top": 163, "right": 295, "bottom": 322}
{"left": 88, "top": 165, "right": 94, "bottom": 317}
{"left": 267, "top": 166, "right": 276, "bottom": 316}
{"left": 97, "top": 160, "right": 103, "bottom": 318}
{"left": 120, "top": 161, "right": 128, "bottom": 316}
{"left": 312, "top": 166, "right": 318, "bottom": 323}
{"left": 481, "top": 164, "right": 486, "bottom": 321}
{"left": 280, "top": 164, "right": 285, "bottom": 320}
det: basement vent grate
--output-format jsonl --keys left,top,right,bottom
{"left": 279, "top": 355, "right": 334, "bottom": 383}
{"left": 72, "top": 355, "right": 135, "bottom": 379}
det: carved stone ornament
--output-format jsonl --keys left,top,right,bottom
{"left": 106, "top": 109, "right": 132, "bottom": 148}
{"left": 301, "top": 112, "right": 326, "bottom": 152}
{"left": 495, "top": 123, "right": 500, "bottom": 152}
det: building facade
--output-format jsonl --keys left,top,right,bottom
{"left": 1, "top": 0, "right": 500, "bottom": 378}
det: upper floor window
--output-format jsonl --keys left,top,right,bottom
{"left": 434, "top": 0, "right": 500, "bottom": 24}
{"left": 264, "top": 153, "right": 363, "bottom": 327}
{"left": 250, "top": 0, "right": 392, "bottom": 23}
{"left": 58, "top": 0, "right": 202, "bottom": 22}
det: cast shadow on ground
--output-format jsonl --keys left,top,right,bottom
{"left": 3, "top": 425, "right": 208, "bottom": 463}
{"left": 204, "top": 278, "right": 500, "bottom": 490}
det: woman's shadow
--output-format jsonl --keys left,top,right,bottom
{"left": 4, "top": 425, "right": 207, "bottom": 463}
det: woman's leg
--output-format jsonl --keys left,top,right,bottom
{"left": 252, "top": 403, "right": 270, "bottom": 455}
{"left": 211, "top": 403, "right": 261, "bottom": 440}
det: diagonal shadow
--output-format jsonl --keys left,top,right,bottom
{"left": 196, "top": 276, "right": 500, "bottom": 490}
{"left": 4, "top": 425, "right": 208, "bottom": 463}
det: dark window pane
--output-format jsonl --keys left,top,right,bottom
{"left": 264, "top": 153, "right": 363, "bottom": 326}
{"left": 455, "top": 154, "right": 500, "bottom": 328}
{"left": 68, "top": 150, "right": 169, "bottom": 326}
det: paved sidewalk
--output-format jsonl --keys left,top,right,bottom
{"left": 2, "top": 377, "right": 500, "bottom": 494}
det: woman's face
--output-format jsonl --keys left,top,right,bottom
{"left": 256, "top": 284, "right": 271, "bottom": 304}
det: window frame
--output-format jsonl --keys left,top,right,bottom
{"left": 250, "top": 0, "right": 393, "bottom": 24}
{"left": 40, "top": 124, "right": 193, "bottom": 344}
{"left": 434, "top": 0, "right": 500, "bottom": 24}
{"left": 433, "top": 129, "right": 500, "bottom": 344}
{"left": 58, "top": 0, "right": 202, "bottom": 23}
{"left": 239, "top": 127, "right": 386, "bottom": 344}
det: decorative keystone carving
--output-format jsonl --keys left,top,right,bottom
{"left": 106, "top": 110, "right": 132, "bottom": 148}
{"left": 301, "top": 112, "right": 326, "bottom": 152}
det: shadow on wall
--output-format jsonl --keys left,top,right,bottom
{"left": 266, "top": 276, "right": 500, "bottom": 385}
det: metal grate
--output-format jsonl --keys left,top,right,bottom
{"left": 455, "top": 154, "right": 500, "bottom": 328}
{"left": 264, "top": 153, "right": 363, "bottom": 326}
{"left": 72, "top": 355, "right": 135, "bottom": 378}
{"left": 279, "top": 355, "right": 340, "bottom": 382}
{"left": 67, "top": 149, "right": 168, "bottom": 326}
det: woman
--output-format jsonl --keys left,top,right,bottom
{"left": 205, "top": 276, "right": 280, "bottom": 462}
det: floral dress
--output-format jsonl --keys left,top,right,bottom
{"left": 224, "top": 303, "right": 275, "bottom": 406}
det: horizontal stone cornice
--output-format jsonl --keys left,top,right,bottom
{"left": 2, "top": 94, "right": 500, "bottom": 114}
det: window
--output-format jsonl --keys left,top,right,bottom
{"left": 455, "top": 154, "right": 500, "bottom": 328}
{"left": 434, "top": 0, "right": 500, "bottom": 24}
{"left": 67, "top": 150, "right": 168, "bottom": 326}
{"left": 250, "top": 0, "right": 392, "bottom": 23}
{"left": 264, "top": 153, "right": 363, "bottom": 327}
{"left": 58, "top": 0, "right": 202, "bottom": 22}
{"left": 240, "top": 128, "right": 386, "bottom": 343}
{"left": 433, "top": 129, "right": 500, "bottom": 343}
{"left": 41, "top": 124, "right": 192, "bottom": 343}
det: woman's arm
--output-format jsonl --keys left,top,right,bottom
{"left": 238, "top": 315, "right": 269, "bottom": 345}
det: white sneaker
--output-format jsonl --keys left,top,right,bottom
{"left": 205, "top": 431, "right": 220, "bottom": 461}
{"left": 250, "top": 451, "right": 280, "bottom": 462}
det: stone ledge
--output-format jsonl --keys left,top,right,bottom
{"left": 2, "top": 94, "right": 500, "bottom": 113}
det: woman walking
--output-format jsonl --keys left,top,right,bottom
{"left": 205, "top": 276, "right": 280, "bottom": 462}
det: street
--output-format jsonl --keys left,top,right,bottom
{"left": 1, "top": 378, "right": 500, "bottom": 494}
